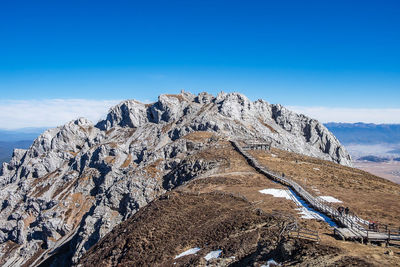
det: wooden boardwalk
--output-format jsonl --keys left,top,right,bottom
{"left": 289, "top": 227, "right": 320, "bottom": 242}
{"left": 242, "top": 142, "right": 271, "bottom": 151}
{"left": 335, "top": 227, "right": 400, "bottom": 243}
{"left": 231, "top": 141, "right": 400, "bottom": 245}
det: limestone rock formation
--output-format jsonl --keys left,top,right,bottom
{"left": 0, "top": 91, "right": 351, "bottom": 266}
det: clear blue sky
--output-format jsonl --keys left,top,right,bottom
{"left": 1, "top": 0, "right": 399, "bottom": 108}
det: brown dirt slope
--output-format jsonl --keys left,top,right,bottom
{"left": 79, "top": 139, "right": 400, "bottom": 266}
{"left": 249, "top": 148, "right": 400, "bottom": 226}
{"left": 79, "top": 191, "right": 348, "bottom": 267}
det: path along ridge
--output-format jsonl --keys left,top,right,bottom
{"left": 230, "top": 141, "right": 400, "bottom": 244}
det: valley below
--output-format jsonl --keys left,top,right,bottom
{"left": 326, "top": 123, "right": 400, "bottom": 184}
{"left": 353, "top": 160, "right": 400, "bottom": 184}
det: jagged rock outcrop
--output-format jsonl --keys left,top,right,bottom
{"left": 0, "top": 91, "right": 351, "bottom": 266}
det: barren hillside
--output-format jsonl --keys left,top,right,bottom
{"left": 80, "top": 135, "right": 400, "bottom": 266}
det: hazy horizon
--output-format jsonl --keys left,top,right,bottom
{"left": 0, "top": 94, "right": 400, "bottom": 130}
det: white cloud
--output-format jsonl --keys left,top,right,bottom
{"left": 0, "top": 99, "right": 121, "bottom": 129}
{"left": 1, "top": 99, "right": 399, "bottom": 130}
{"left": 288, "top": 106, "right": 400, "bottom": 124}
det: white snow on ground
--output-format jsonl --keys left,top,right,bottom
{"left": 261, "top": 258, "right": 280, "bottom": 266}
{"left": 259, "top": 188, "right": 337, "bottom": 226}
{"left": 259, "top": 189, "right": 292, "bottom": 200}
{"left": 259, "top": 189, "right": 321, "bottom": 219}
{"left": 204, "top": 250, "right": 222, "bottom": 261}
{"left": 296, "top": 208, "right": 324, "bottom": 220}
{"left": 174, "top": 248, "right": 201, "bottom": 259}
{"left": 317, "top": 196, "right": 342, "bottom": 203}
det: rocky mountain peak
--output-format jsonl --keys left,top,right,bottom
{"left": 0, "top": 91, "right": 351, "bottom": 266}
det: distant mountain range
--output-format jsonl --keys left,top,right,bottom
{"left": 0, "top": 128, "right": 46, "bottom": 164}
{"left": 325, "top": 123, "right": 400, "bottom": 145}
{"left": 357, "top": 155, "right": 390, "bottom": 162}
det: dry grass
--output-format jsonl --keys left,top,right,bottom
{"left": 54, "top": 178, "right": 77, "bottom": 200}
{"left": 196, "top": 102, "right": 214, "bottom": 116}
{"left": 257, "top": 118, "right": 278, "bottom": 133}
{"left": 249, "top": 148, "right": 400, "bottom": 227}
{"left": 183, "top": 142, "right": 400, "bottom": 265}
{"left": 120, "top": 155, "right": 132, "bottom": 168}
{"left": 182, "top": 131, "right": 215, "bottom": 142}
{"left": 68, "top": 151, "right": 79, "bottom": 157}
{"left": 65, "top": 193, "right": 93, "bottom": 228}
{"left": 30, "top": 171, "right": 57, "bottom": 187}
{"left": 161, "top": 122, "right": 173, "bottom": 133}
{"left": 107, "top": 142, "right": 119, "bottom": 149}
{"left": 79, "top": 191, "right": 284, "bottom": 267}
{"left": 105, "top": 128, "right": 115, "bottom": 135}
{"left": 32, "top": 183, "right": 51, "bottom": 198}
{"left": 105, "top": 156, "right": 116, "bottom": 165}
{"left": 144, "top": 158, "right": 163, "bottom": 178}
{"left": 165, "top": 94, "right": 185, "bottom": 102}
{"left": 23, "top": 213, "right": 36, "bottom": 229}
{"left": 78, "top": 139, "right": 400, "bottom": 266}
{"left": 123, "top": 128, "right": 137, "bottom": 138}
{"left": 54, "top": 173, "right": 92, "bottom": 200}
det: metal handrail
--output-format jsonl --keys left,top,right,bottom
{"left": 231, "top": 141, "right": 366, "bottom": 229}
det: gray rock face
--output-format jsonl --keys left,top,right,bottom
{"left": 0, "top": 91, "right": 351, "bottom": 266}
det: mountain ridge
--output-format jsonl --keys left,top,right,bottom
{"left": 325, "top": 122, "right": 400, "bottom": 145}
{"left": 0, "top": 91, "right": 351, "bottom": 266}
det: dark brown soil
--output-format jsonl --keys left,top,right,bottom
{"left": 79, "top": 190, "right": 351, "bottom": 267}
{"left": 79, "top": 192, "right": 289, "bottom": 266}
{"left": 328, "top": 256, "right": 376, "bottom": 267}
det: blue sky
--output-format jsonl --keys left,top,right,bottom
{"left": 0, "top": 0, "right": 400, "bottom": 128}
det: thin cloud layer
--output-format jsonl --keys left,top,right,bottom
{"left": 289, "top": 106, "right": 400, "bottom": 124}
{"left": 0, "top": 99, "right": 121, "bottom": 129}
{"left": 0, "top": 99, "right": 399, "bottom": 129}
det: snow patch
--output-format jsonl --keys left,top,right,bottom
{"left": 259, "top": 188, "right": 292, "bottom": 200}
{"left": 259, "top": 188, "right": 338, "bottom": 227}
{"left": 204, "top": 250, "right": 222, "bottom": 261}
{"left": 296, "top": 208, "right": 323, "bottom": 220}
{"left": 261, "top": 258, "right": 280, "bottom": 266}
{"left": 317, "top": 196, "right": 342, "bottom": 203}
{"left": 174, "top": 247, "right": 201, "bottom": 259}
